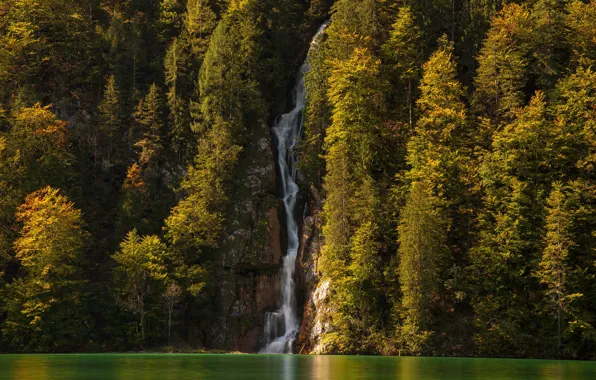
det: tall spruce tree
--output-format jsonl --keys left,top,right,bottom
{"left": 473, "top": 4, "right": 531, "bottom": 120}
{"left": 470, "top": 92, "right": 555, "bottom": 357}
{"left": 396, "top": 180, "right": 447, "bottom": 354}
{"left": 98, "top": 75, "right": 124, "bottom": 163}
{"left": 535, "top": 183, "right": 577, "bottom": 356}
{"left": 382, "top": 6, "right": 423, "bottom": 127}
{"left": 319, "top": 46, "right": 384, "bottom": 354}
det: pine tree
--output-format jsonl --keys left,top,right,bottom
{"left": 134, "top": 83, "right": 165, "bottom": 171}
{"left": 563, "top": 179, "right": 596, "bottom": 356}
{"left": 409, "top": 35, "right": 467, "bottom": 180}
{"left": 198, "top": 7, "right": 263, "bottom": 133}
{"left": 528, "top": 0, "right": 566, "bottom": 90}
{"left": 165, "top": 118, "right": 242, "bottom": 251}
{"left": 535, "top": 183, "right": 578, "bottom": 356}
{"left": 399, "top": 36, "right": 474, "bottom": 354}
{"left": 553, "top": 63, "right": 596, "bottom": 180}
{"left": 405, "top": 35, "right": 468, "bottom": 235}
{"left": 473, "top": 4, "right": 531, "bottom": 120}
{"left": 0, "top": 0, "right": 100, "bottom": 106}
{"left": 164, "top": 37, "right": 194, "bottom": 163}
{"left": 396, "top": 180, "right": 447, "bottom": 354}
{"left": 565, "top": 0, "right": 596, "bottom": 64}
{"left": 470, "top": 93, "right": 555, "bottom": 356}
{"left": 382, "top": 6, "right": 423, "bottom": 126}
{"left": 301, "top": 22, "right": 331, "bottom": 187}
{"left": 325, "top": 0, "right": 380, "bottom": 62}
{"left": 318, "top": 46, "right": 385, "bottom": 353}
{"left": 98, "top": 75, "right": 124, "bottom": 163}
{"left": 159, "top": 0, "right": 186, "bottom": 42}
{"left": 184, "top": 0, "right": 218, "bottom": 62}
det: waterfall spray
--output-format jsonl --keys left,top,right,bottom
{"left": 260, "top": 22, "right": 329, "bottom": 354}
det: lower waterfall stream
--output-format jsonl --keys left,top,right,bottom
{"left": 260, "top": 22, "right": 329, "bottom": 354}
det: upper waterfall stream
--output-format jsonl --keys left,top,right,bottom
{"left": 260, "top": 21, "right": 329, "bottom": 354}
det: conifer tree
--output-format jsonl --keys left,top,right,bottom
{"left": 159, "top": 0, "right": 186, "bottom": 42}
{"left": 318, "top": 46, "right": 384, "bottom": 353}
{"left": 301, "top": 23, "right": 332, "bottom": 187}
{"left": 565, "top": 0, "right": 596, "bottom": 64}
{"left": 325, "top": 0, "right": 380, "bottom": 61}
{"left": 165, "top": 119, "right": 242, "bottom": 251}
{"left": 553, "top": 64, "right": 596, "bottom": 180}
{"left": 134, "top": 83, "right": 165, "bottom": 171}
{"left": 382, "top": 6, "right": 423, "bottom": 126}
{"left": 104, "top": 9, "right": 128, "bottom": 84}
{"left": 98, "top": 75, "right": 124, "bottom": 162}
{"left": 528, "top": 0, "right": 566, "bottom": 90}
{"left": 198, "top": 7, "right": 263, "bottom": 133}
{"left": 405, "top": 35, "right": 469, "bottom": 238}
{"left": 535, "top": 183, "right": 577, "bottom": 355}
{"left": 117, "top": 163, "right": 150, "bottom": 236}
{"left": 164, "top": 37, "right": 194, "bottom": 163}
{"left": 470, "top": 93, "right": 555, "bottom": 356}
{"left": 473, "top": 4, "right": 531, "bottom": 120}
{"left": 185, "top": 0, "right": 218, "bottom": 62}
{"left": 396, "top": 180, "right": 447, "bottom": 354}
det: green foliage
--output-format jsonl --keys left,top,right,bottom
{"left": 301, "top": 24, "right": 331, "bottom": 187}
{"left": 0, "top": 0, "right": 101, "bottom": 104}
{"left": 198, "top": 5, "right": 263, "bottom": 133}
{"left": 185, "top": 0, "right": 218, "bottom": 61}
{"left": 535, "top": 183, "right": 578, "bottom": 355}
{"left": 165, "top": 119, "right": 241, "bottom": 251}
{"left": 0, "top": 104, "right": 75, "bottom": 263}
{"left": 2, "top": 187, "right": 87, "bottom": 352}
{"left": 473, "top": 4, "right": 531, "bottom": 120}
{"left": 382, "top": 6, "right": 423, "bottom": 124}
{"left": 408, "top": 35, "right": 467, "bottom": 191}
{"left": 98, "top": 75, "right": 124, "bottom": 163}
{"left": 112, "top": 230, "right": 169, "bottom": 345}
{"left": 318, "top": 46, "right": 386, "bottom": 354}
{"left": 565, "top": 0, "right": 596, "bottom": 64}
{"left": 528, "top": 0, "right": 567, "bottom": 90}
{"left": 553, "top": 64, "right": 596, "bottom": 179}
{"left": 164, "top": 37, "right": 194, "bottom": 163}
{"left": 470, "top": 92, "right": 555, "bottom": 356}
{"left": 117, "top": 163, "right": 151, "bottom": 236}
{"left": 134, "top": 83, "right": 165, "bottom": 171}
{"left": 326, "top": 0, "right": 380, "bottom": 61}
{"left": 159, "top": 0, "right": 186, "bottom": 41}
{"left": 396, "top": 181, "right": 447, "bottom": 354}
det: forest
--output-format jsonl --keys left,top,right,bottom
{"left": 0, "top": 0, "right": 595, "bottom": 359}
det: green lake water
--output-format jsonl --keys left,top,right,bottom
{"left": 0, "top": 354, "right": 595, "bottom": 379}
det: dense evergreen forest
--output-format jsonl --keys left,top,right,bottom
{"left": 0, "top": 0, "right": 594, "bottom": 359}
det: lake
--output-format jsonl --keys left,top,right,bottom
{"left": 0, "top": 354, "right": 595, "bottom": 379}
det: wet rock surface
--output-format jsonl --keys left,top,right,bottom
{"left": 295, "top": 186, "right": 328, "bottom": 354}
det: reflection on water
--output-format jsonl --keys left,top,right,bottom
{"left": 0, "top": 354, "right": 595, "bottom": 380}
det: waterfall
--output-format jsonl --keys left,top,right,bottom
{"left": 260, "top": 21, "right": 329, "bottom": 354}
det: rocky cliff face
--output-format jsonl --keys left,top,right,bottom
{"left": 295, "top": 186, "right": 331, "bottom": 354}
{"left": 209, "top": 121, "right": 283, "bottom": 352}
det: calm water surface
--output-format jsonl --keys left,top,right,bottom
{"left": 0, "top": 354, "right": 595, "bottom": 379}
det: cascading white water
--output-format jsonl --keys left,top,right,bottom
{"left": 260, "top": 21, "right": 329, "bottom": 354}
